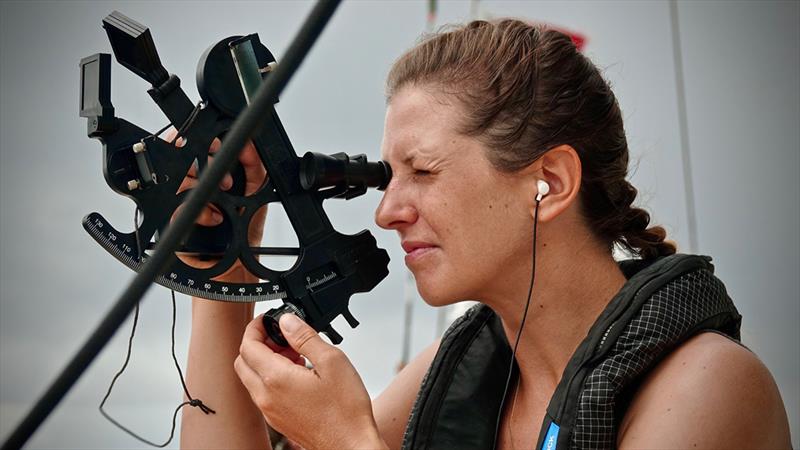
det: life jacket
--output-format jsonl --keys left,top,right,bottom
{"left": 401, "top": 254, "right": 742, "bottom": 450}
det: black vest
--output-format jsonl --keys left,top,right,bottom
{"left": 401, "top": 254, "right": 741, "bottom": 450}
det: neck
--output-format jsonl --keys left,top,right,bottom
{"left": 483, "top": 225, "right": 627, "bottom": 390}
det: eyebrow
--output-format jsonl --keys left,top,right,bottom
{"left": 400, "top": 148, "right": 431, "bottom": 165}
{"left": 401, "top": 153, "right": 416, "bottom": 165}
{"left": 388, "top": 143, "right": 438, "bottom": 166}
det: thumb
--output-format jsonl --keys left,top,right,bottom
{"left": 279, "top": 313, "right": 330, "bottom": 361}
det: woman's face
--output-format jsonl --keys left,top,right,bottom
{"left": 375, "top": 86, "right": 534, "bottom": 305}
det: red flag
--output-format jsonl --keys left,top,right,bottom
{"left": 547, "top": 24, "right": 588, "bottom": 51}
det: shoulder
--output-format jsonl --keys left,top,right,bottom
{"left": 372, "top": 339, "right": 440, "bottom": 450}
{"left": 618, "top": 332, "right": 792, "bottom": 449}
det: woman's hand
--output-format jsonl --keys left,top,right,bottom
{"left": 178, "top": 131, "right": 272, "bottom": 449}
{"left": 235, "top": 314, "right": 387, "bottom": 450}
{"left": 171, "top": 129, "right": 267, "bottom": 282}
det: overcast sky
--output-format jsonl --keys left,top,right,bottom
{"left": 1, "top": 1, "right": 797, "bottom": 449}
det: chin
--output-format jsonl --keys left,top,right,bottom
{"left": 415, "top": 276, "right": 469, "bottom": 308}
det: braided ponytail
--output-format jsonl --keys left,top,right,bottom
{"left": 606, "top": 182, "right": 676, "bottom": 259}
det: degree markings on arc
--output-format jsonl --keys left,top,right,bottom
{"left": 84, "top": 214, "right": 287, "bottom": 302}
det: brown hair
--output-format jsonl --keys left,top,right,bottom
{"left": 386, "top": 19, "right": 675, "bottom": 259}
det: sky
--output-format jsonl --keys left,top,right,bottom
{"left": 1, "top": 1, "right": 798, "bottom": 448}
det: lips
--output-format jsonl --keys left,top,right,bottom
{"left": 402, "top": 241, "right": 438, "bottom": 265}
{"left": 401, "top": 241, "right": 435, "bottom": 253}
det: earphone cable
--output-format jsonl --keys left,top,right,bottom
{"left": 493, "top": 198, "right": 541, "bottom": 449}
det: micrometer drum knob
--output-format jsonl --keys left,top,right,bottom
{"left": 263, "top": 303, "right": 306, "bottom": 347}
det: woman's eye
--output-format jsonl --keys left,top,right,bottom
{"left": 413, "top": 169, "right": 431, "bottom": 176}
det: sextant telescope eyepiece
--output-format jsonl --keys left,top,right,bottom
{"left": 300, "top": 152, "right": 392, "bottom": 192}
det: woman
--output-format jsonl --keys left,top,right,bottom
{"left": 181, "top": 20, "right": 791, "bottom": 449}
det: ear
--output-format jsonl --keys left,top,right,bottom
{"left": 528, "top": 144, "right": 582, "bottom": 222}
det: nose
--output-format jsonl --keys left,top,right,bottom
{"left": 375, "top": 178, "right": 418, "bottom": 230}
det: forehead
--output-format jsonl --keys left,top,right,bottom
{"left": 381, "top": 87, "right": 465, "bottom": 162}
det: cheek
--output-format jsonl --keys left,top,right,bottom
{"left": 412, "top": 170, "right": 528, "bottom": 297}
{"left": 446, "top": 186, "right": 518, "bottom": 243}
{"left": 427, "top": 172, "right": 515, "bottom": 241}
{"left": 454, "top": 195, "right": 528, "bottom": 266}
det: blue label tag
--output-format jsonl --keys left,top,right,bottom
{"left": 541, "top": 422, "right": 559, "bottom": 450}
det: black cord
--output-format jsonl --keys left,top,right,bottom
{"left": 170, "top": 290, "right": 215, "bottom": 416}
{"left": 134, "top": 207, "right": 144, "bottom": 260}
{"left": 151, "top": 122, "right": 173, "bottom": 140}
{"left": 169, "top": 101, "right": 204, "bottom": 146}
{"left": 97, "top": 209, "right": 214, "bottom": 448}
{"left": 97, "top": 291, "right": 214, "bottom": 448}
{"left": 138, "top": 103, "right": 199, "bottom": 150}
{"left": 493, "top": 198, "right": 541, "bottom": 449}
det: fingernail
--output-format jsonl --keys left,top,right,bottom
{"left": 280, "top": 314, "right": 302, "bottom": 334}
{"left": 222, "top": 174, "right": 233, "bottom": 190}
{"left": 211, "top": 211, "right": 223, "bottom": 224}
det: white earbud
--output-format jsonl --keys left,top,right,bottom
{"left": 535, "top": 180, "right": 550, "bottom": 202}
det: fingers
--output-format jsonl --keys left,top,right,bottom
{"left": 210, "top": 137, "right": 221, "bottom": 153}
{"left": 234, "top": 355, "right": 270, "bottom": 408}
{"left": 233, "top": 353, "right": 302, "bottom": 430}
{"left": 168, "top": 130, "right": 264, "bottom": 233}
{"left": 240, "top": 316, "right": 306, "bottom": 379}
{"left": 176, "top": 138, "right": 232, "bottom": 228}
{"left": 279, "top": 314, "right": 341, "bottom": 371}
{"left": 171, "top": 130, "right": 260, "bottom": 195}
{"left": 196, "top": 205, "right": 223, "bottom": 226}
{"left": 236, "top": 313, "right": 376, "bottom": 450}
{"left": 264, "top": 333, "right": 305, "bottom": 364}
{"left": 185, "top": 154, "right": 234, "bottom": 191}
{"left": 175, "top": 173, "right": 224, "bottom": 227}
{"left": 239, "top": 140, "right": 266, "bottom": 196}
{"left": 175, "top": 203, "right": 223, "bottom": 227}
{"left": 242, "top": 312, "right": 269, "bottom": 341}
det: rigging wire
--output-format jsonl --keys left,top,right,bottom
{"left": 1, "top": 2, "right": 342, "bottom": 448}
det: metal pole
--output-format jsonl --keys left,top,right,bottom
{"left": 1, "top": 1, "right": 340, "bottom": 448}
{"left": 669, "top": 0, "right": 699, "bottom": 253}
{"left": 398, "top": 0, "right": 441, "bottom": 370}
{"left": 397, "top": 271, "right": 415, "bottom": 371}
